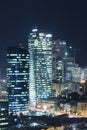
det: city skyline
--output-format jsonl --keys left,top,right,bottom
{"left": 5, "top": 28, "right": 87, "bottom": 116}
{"left": 1, "top": 27, "right": 87, "bottom": 129}
{"left": 0, "top": 0, "right": 87, "bottom": 78}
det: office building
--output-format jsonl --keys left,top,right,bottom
{"left": 0, "top": 100, "right": 8, "bottom": 130}
{"left": 71, "top": 65, "right": 82, "bottom": 82}
{"left": 0, "top": 79, "right": 7, "bottom": 99}
{"left": 52, "top": 40, "right": 67, "bottom": 82}
{"left": 52, "top": 40, "right": 67, "bottom": 96}
{"left": 7, "top": 44, "right": 29, "bottom": 113}
{"left": 28, "top": 28, "right": 53, "bottom": 106}
{"left": 62, "top": 57, "right": 75, "bottom": 82}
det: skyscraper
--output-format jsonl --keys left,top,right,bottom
{"left": 52, "top": 40, "right": 67, "bottom": 82}
{"left": 7, "top": 44, "right": 29, "bottom": 113}
{"left": 52, "top": 40, "right": 68, "bottom": 96}
{"left": 28, "top": 28, "right": 53, "bottom": 106}
{"left": 0, "top": 100, "right": 8, "bottom": 130}
{"left": 62, "top": 57, "right": 75, "bottom": 82}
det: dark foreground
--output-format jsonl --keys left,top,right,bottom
{"left": 8, "top": 114, "right": 87, "bottom": 130}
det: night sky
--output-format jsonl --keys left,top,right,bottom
{"left": 0, "top": 0, "right": 87, "bottom": 78}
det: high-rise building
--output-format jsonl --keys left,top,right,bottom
{"left": 28, "top": 28, "right": 53, "bottom": 106}
{"left": 7, "top": 44, "right": 29, "bottom": 113}
{"left": 52, "top": 40, "right": 68, "bottom": 96}
{"left": 60, "top": 57, "right": 76, "bottom": 94}
{"left": 52, "top": 40, "right": 76, "bottom": 95}
{"left": 0, "top": 100, "right": 8, "bottom": 130}
{"left": 0, "top": 79, "right": 7, "bottom": 99}
{"left": 52, "top": 40, "right": 67, "bottom": 82}
{"left": 62, "top": 57, "right": 75, "bottom": 82}
{"left": 71, "top": 65, "right": 82, "bottom": 82}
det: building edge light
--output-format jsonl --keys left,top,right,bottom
{"left": 32, "top": 29, "right": 38, "bottom": 32}
{"left": 46, "top": 34, "right": 52, "bottom": 38}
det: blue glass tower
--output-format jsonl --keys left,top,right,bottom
{"left": 28, "top": 29, "right": 53, "bottom": 106}
{"left": 7, "top": 44, "right": 29, "bottom": 114}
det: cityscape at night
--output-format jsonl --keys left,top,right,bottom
{"left": 0, "top": 0, "right": 87, "bottom": 130}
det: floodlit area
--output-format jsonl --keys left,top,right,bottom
{"left": 28, "top": 105, "right": 85, "bottom": 118}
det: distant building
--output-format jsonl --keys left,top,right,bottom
{"left": 28, "top": 28, "right": 53, "bottom": 106}
{"left": 0, "top": 100, "right": 8, "bottom": 130}
{"left": 71, "top": 64, "right": 82, "bottom": 82}
{"left": 52, "top": 40, "right": 67, "bottom": 82}
{"left": 82, "top": 67, "right": 87, "bottom": 81}
{"left": 52, "top": 40, "right": 69, "bottom": 96}
{"left": 7, "top": 44, "right": 29, "bottom": 113}
{"left": 0, "top": 79, "right": 7, "bottom": 99}
{"left": 62, "top": 57, "right": 75, "bottom": 82}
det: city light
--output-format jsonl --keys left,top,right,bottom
{"left": 46, "top": 34, "right": 52, "bottom": 37}
{"left": 32, "top": 28, "right": 38, "bottom": 32}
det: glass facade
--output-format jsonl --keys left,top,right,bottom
{"left": 52, "top": 40, "right": 67, "bottom": 82}
{"left": 7, "top": 46, "right": 29, "bottom": 113}
{"left": 28, "top": 29, "right": 53, "bottom": 106}
{"left": 63, "top": 57, "right": 74, "bottom": 82}
{"left": 0, "top": 100, "right": 8, "bottom": 130}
